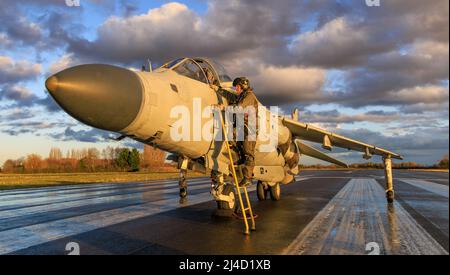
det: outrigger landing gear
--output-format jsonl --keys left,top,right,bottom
{"left": 383, "top": 155, "right": 395, "bottom": 203}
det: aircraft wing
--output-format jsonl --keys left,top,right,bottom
{"left": 283, "top": 118, "right": 403, "bottom": 160}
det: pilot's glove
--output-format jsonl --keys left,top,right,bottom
{"left": 210, "top": 84, "right": 219, "bottom": 91}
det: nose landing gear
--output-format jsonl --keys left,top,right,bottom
{"left": 257, "top": 181, "right": 281, "bottom": 201}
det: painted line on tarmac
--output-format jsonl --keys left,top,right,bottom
{"left": 399, "top": 179, "right": 449, "bottom": 198}
{"left": 283, "top": 178, "right": 447, "bottom": 255}
{"left": 0, "top": 184, "right": 256, "bottom": 255}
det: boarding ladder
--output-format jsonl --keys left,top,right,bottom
{"left": 216, "top": 106, "right": 256, "bottom": 235}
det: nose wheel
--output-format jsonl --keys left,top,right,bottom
{"left": 257, "top": 181, "right": 268, "bottom": 201}
{"left": 256, "top": 181, "right": 281, "bottom": 201}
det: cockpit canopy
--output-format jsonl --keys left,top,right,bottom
{"left": 158, "top": 57, "right": 232, "bottom": 85}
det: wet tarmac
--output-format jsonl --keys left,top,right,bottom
{"left": 0, "top": 170, "right": 448, "bottom": 255}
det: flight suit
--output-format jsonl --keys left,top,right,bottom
{"left": 215, "top": 86, "right": 259, "bottom": 180}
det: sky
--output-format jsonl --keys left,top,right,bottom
{"left": 0, "top": 0, "right": 448, "bottom": 166}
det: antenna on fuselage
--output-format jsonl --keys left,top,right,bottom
{"left": 141, "top": 59, "right": 153, "bottom": 72}
{"left": 148, "top": 59, "right": 152, "bottom": 72}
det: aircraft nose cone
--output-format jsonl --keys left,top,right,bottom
{"left": 46, "top": 64, "right": 143, "bottom": 132}
{"left": 45, "top": 75, "right": 59, "bottom": 93}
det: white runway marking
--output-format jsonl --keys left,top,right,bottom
{"left": 294, "top": 176, "right": 309, "bottom": 182}
{"left": 283, "top": 178, "right": 447, "bottom": 255}
{"left": 399, "top": 179, "right": 449, "bottom": 198}
{"left": 0, "top": 183, "right": 256, "bottom": 255}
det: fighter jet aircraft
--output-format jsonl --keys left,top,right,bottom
{"left": 45, "top": 57, "right": 402, "bottom": 214}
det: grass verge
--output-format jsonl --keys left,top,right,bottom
{"left": 0, "top": 171, "right": 204, "bottom": 190}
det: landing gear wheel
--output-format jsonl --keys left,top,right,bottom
{"left": 386, "top": 190, "right": 394, "bottom": 203}
{"left": 257, "top": 181, "right": 268, "bottom": 201}
{"left": 269, "top": 183, "right": 281, "bottom": 201}
{"left": 179, "top": 187, "right": 187, "bottom": 198}
{"left": 179, "top": 177, "right": 187, "bottom": 198}
{"left": 217, "top": 184, "right": 236, "bottom": 210}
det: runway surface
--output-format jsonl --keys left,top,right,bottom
{"left": 0, "top": 170, "right": 448, "bottom": 255}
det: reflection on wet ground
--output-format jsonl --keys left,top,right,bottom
{"left": 0, "top": 170, "right": 448, "bottom": 255}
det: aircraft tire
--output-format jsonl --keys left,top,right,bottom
{"left": 269, "top": 183, "right": 281, "bottom": 201}
{"left": 257, "top": 181, "right": 267, "bottom": 201}
{"left": 386, "top": 190, "right": 394, "bottom": 203}
{"left": 179, "top": 187, "right": 187, "bottom": 198}
{"left": 217, "top": 184, "right": 236, "bottom": 210}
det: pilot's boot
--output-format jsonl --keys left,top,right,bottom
{"left": 238, "top": 140, "right": 256, "bottom": 187}
{"left": 238, "top": 177, "right": 252, "bottom": 187}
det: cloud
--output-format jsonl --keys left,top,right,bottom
{"left": 301, "top": 125, "right": 449, "bottom": 165}
{"left": 0, "top": 56, "right": 41, "bottom": 84}
{"left": 0, "top": 85, "right": 38, "bottom": 106}
{"left": 0, "top": 107, "right": 34, "bottom": 121}
{"left": 251, "top": 66, "right": 327, "bottom": 105}
{"left": 67, "top": 3, "right": 205, "bottom": 64}
{"left": 0, "top": 0, "right": 447, "bottom": 165}
{"left": 300, "top": 109, "right": 402, "bottom": 124}
{"left": 66, "top": 1, "right": 303, "bottom": 65}
{"left": 0, "top": 6, "right": 42, "bottom": 46}
{"left": 387, "top": 85, "right": 449, "bottom": 105}
{"left": 35, "top": 95, "right": 62, "bottom": 113}
{"left": 47, "top": 53, "right": 80, "bottom": 75}
{"left": 0, "top": 120, "right": 77, "bottom": 136}
{"left": 336, "top": 127, "right": 449, "bottom": 153}
{"left": 0, "top": 33, "right": 12, "bottom": 49}
{"left": 290, "top": 17, "right": 391, "bottom": 68}
{"left": 49, "top": 127, "right": 114, "bottom": 142}
{"left": 333, "top": 40, "right": 449, "bottom": 108}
